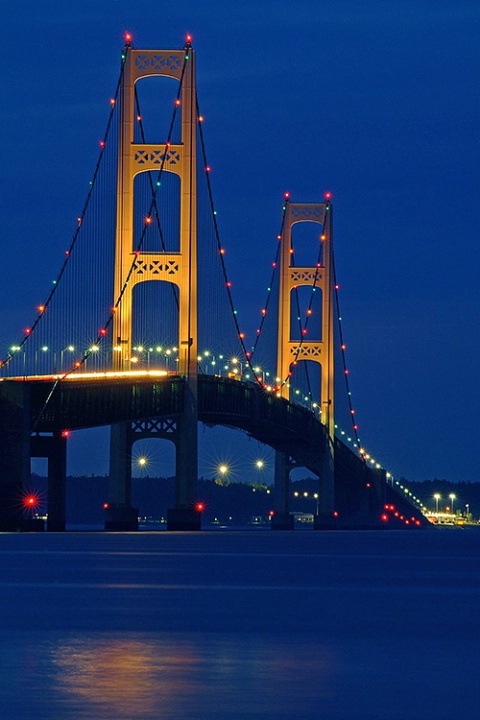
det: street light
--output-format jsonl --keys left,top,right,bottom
{"left": 61, "top": 345, "right": 75, "bottom": 371}
{"left": 434, "top": 493, "right": 441, "bottom": 513}
{"left": 449, "top": 493, "right": 456, "bottom": 515}
{"left": 216, "top": 463, "right": 229, "bottom": 486}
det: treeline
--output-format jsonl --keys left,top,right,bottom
{"left": 399, "top": 478, "right": 479, "bottom": 517}
{"left": 28, "top": 474, "right": 480, "bottom": 526}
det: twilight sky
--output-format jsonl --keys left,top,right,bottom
{"left": 1, "top": 0, "right": 479, "bottom": 484}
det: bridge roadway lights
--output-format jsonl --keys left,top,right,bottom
{"left": 104, "top": 505, "right": 139, "bottom": 531}
{"left": 167, "top": 508, "right": 202, "bottom": 531}
{"left": 270, "top": 512, "right": 295, "bottom": 531}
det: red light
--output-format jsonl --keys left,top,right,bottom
{"left": 23, "top": 494, "right": 38, "bottom": 510}
{"left": 324, "top": 191, "right": 332, "bottom": 200}
{"left": 186, "top": 33, "right": 192, "bottom": 44}
{"left": 103, "top": 502, "right": 109, "bottom": 510}
{"left": 365, "top": 482, "right": 371, "bottom": 488}
{"left": 284, "top": 191, "right": 290, "bottom": 200}
{"left": 61, "top": 430, "right": 70, "bottom": 439}
{"left": 124, "top": 32, "right": 133, "bottom": 45}
{"left": 100, "top": 328, "right": 107, "bottom": 336}
{"left": 145, "top": 216, "right": 152, "bottom": 225}
{"left": 268, "top": 510, "right": 275, "bottom": 517}
{"left": 195, "top": 502, "right": 205, "bottom": 513}
{"left": 381, "top": 513, "right": 389, "bottom": 522}
{"left": 333, "top": 511, "right": 339, "bottom": 517}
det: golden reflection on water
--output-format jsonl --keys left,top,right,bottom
{"left": 50, "top": 633, "right": 336, "bottom": 719}
{"left": 52, "top": 636, "right": 196, "bottom": 718}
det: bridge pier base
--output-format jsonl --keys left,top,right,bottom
{"left": 32, "top": 433, "right": 67, "bottom": 532}
{"left": 105, "top": 505, "right": 139, "bottom": 531}
{"left": 167, "top": 507, "right": 201, "bottom": 531}
{"left": 272, "top": 450, "right": 293, "bottom": 529}
{"left": 270, "top": 512, "right": 294, "bottom": 531}
{"left": 106, "top": 422, "right": 138, "bottom": 531}
{"left": 313, "top": 513, "right": 339, "bottom": 530}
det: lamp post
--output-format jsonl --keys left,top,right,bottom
{"left": 136, "top": 456, "right": 148, "bottom": 476}
{"left": 217, "top": 463, "right": 229, "bottom": 485}
{"left": 434, "top": 493, "right": 441, "bottom": 513}
{"left": 449, "top": 493, "right": 456, "bottom": 516}
{"left": 231, "top": 357, "right": 243, "bottom": 379}
{"left": 10, "top": 345, "right": 25, "bottom": 377}
{"left": 61, "top": 345, "right": 75, "bottom": 371}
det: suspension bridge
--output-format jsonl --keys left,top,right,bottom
{"left": 0, "top": 35, "right": 425, "bottom": 532}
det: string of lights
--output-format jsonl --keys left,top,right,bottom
{"left": 0, "top": 49, "right": 126, "bottom": 372}
{"left": 29, "top": 35, "right": 189, "bottom": 428}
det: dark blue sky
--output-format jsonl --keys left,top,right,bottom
{"left": 1, "top": 1, "right": 479, "bottom": 484}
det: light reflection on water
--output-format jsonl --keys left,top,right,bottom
{"left": 1, "top": 530, "right": 480, "bottom": 719}
{"left": 4, "top": 632, "right": 336, "bottom": 720}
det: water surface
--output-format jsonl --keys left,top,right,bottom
{"left": 1, "top": 529, "right": 479, "bottom": 719}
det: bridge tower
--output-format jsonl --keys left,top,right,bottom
{"left": 273, "top": 197, "right": 335, "bottom": 529}
{"left": 107, "top": 38, "right": 200, "bottom": 530}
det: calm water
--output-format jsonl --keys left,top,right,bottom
{"left": 0, "top": 528, "right": 479, "bottom": 719}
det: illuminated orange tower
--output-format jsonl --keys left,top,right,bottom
{"left": 112, "top": 37, "right": 198, "bottom": 377}
{"left": 274, "top": 196, "right": 334, "bottom": 526}
{"left": 108, "top": 36, "right": 199, "bottom": 530}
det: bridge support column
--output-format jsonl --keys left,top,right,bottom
{"left": 167, "top": 386, "right": 200, "bottom": 531}
{"left": 0, "top": 383, "right": 41, "bottom": 531}
{"left": 0, "top": 427, "right": 27, "bottom": 530}
{"left": 31, "top": 433, "right": 67, "bottom": 532}
{"left": 314, "top": 436, "right": 336, "bottom": 530}
{"left": 271, "top": 450, "right": 294, "bottom": 530}
{"left": 47, "top": 434, "right": 67, "bottom": 532}
{"left": 106, "top": 422, "right": 138, "bottom": 531}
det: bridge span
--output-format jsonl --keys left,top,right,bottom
{"left": 0, "top": 373, "right": 425, "bottom": 531}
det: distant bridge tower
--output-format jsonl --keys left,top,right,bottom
{"left": 273, "top": 197, "right": 335, "bottom": 528}
{"left": 107, "top": 38, "right": 199, "bottom": 530}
